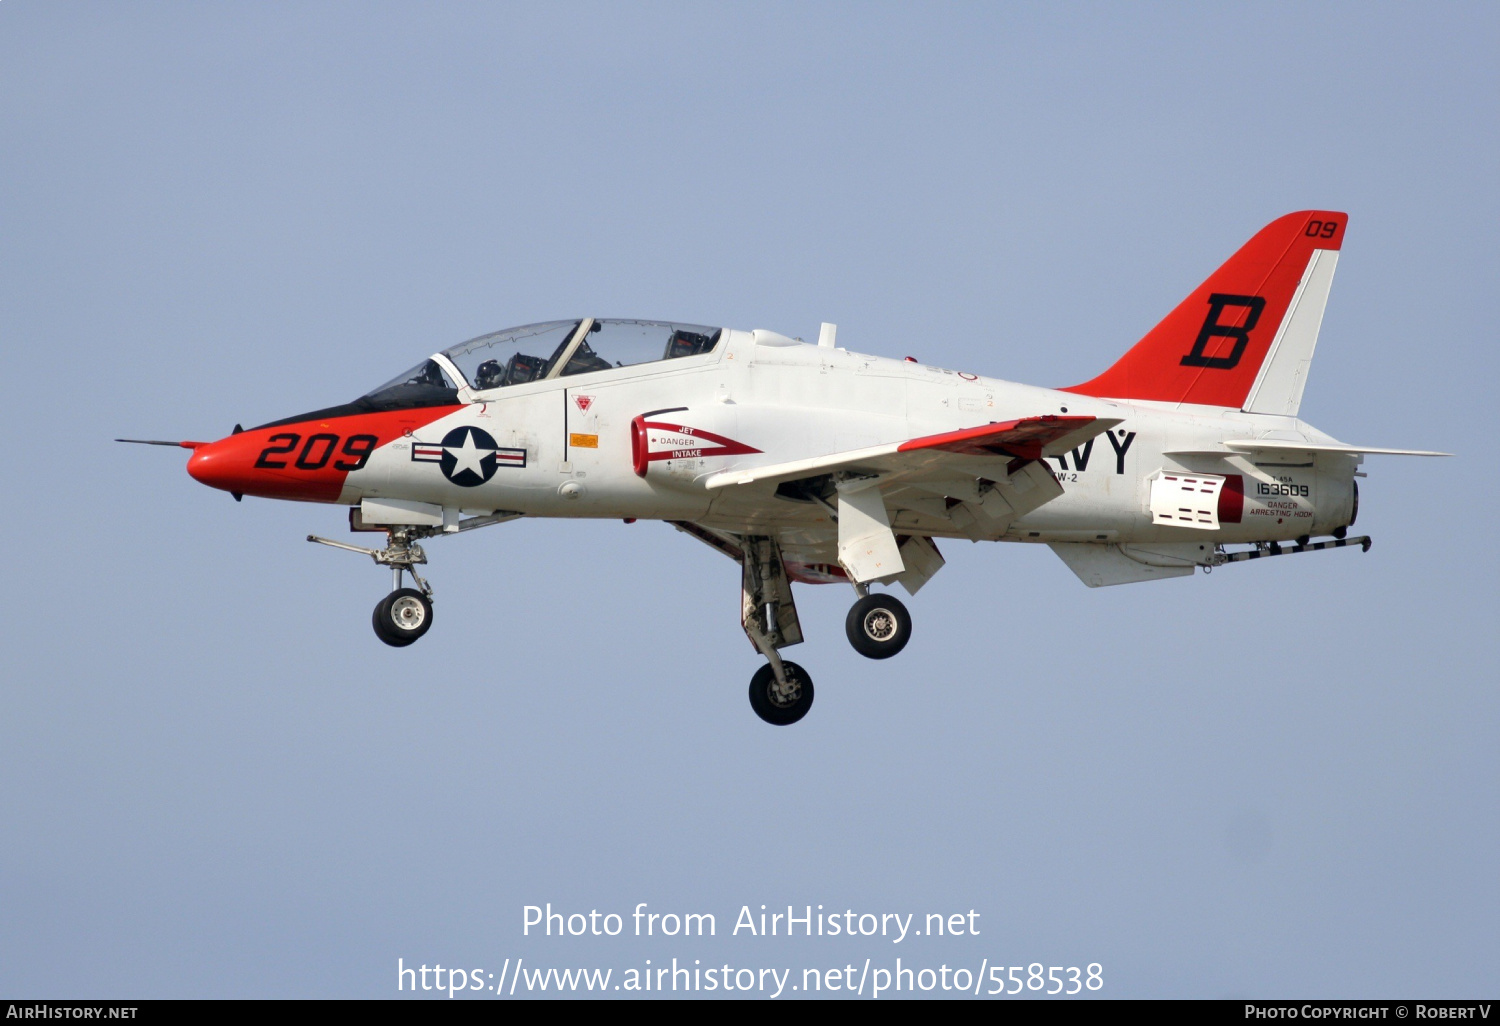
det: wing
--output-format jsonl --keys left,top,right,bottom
{"left": 704, "top": 415, "right": 1120, "bottom": 489}
{"left": 704, "top": 415, "right": 1120, "bottom": 584}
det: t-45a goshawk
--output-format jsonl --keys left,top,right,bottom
{"left": 123, "top": 211, "right": 1446, "bottom": 724}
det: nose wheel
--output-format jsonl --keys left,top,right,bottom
{"left": 373, "top": 587, "right": 433, "bottom": 647}
{"left": 748, "top": 660, "right": 815, "bottom": 726}
{"left": 845, "top": 593, "right": 911, "bottom": 659}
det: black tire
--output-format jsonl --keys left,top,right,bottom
{"left": 372, "top": 588, "right": 432, "bottom": 647}
{"left": 845, "top": 593, "right": 911, "bottom": 659}
{"left": 748, "top": 661, "right": 814, "bottom": 726}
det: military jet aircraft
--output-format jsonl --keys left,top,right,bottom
{"left": 122, "top": 211, "right": 1446, "bottom": 724}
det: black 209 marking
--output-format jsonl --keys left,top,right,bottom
{"left": 1304, "top": 219, "right": 1338, "bottom": 239}
{"left": 255, "top": 433, "right": 379, "bottom": 471}
{"left": 1180, "top": 293, "right": 1265, "bottom": 370}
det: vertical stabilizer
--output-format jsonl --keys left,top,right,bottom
{"left": 1062, "top": 211, "right": 1347, "bottom": 409}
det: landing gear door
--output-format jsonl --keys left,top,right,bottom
{"left": 741, "top": 536, "right": 804, "bottom": 651}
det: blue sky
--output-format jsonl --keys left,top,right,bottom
{"left": 1, "top": 2, "right": 1495, "bottom": 998}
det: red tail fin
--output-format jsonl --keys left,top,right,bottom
{"left": 1062, "top": 210, "right": 1347, "bottom": 408}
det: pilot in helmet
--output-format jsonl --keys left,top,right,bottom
{"left": 474, "top": 359, "right": 504, "bottom": 390}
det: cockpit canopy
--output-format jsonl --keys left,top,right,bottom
{"left": 362, "top": 319, "right": 721, "bottom": 411}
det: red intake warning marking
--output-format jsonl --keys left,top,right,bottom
{"left": 629, "top": 417, "right": 763, "bottom": 476}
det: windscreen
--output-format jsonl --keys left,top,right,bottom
{"left": 359, "top": 358, "right": 461, "bottom": 411}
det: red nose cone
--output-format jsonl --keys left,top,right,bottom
{"left": 185, "top": 430, "right": 344, "bottom": 503}
{"left": 182, "top": 404, "right": 463, "bottom": 504}
{"left": 186, "top": 439, "right": 246, "bottom": 493}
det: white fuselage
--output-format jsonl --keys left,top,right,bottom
{"left": 339, "top": 328, "right": 1358, "bottom": 566}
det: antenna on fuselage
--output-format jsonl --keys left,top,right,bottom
{"left": 817, "top": 322, "right": 837, "bottom": 348}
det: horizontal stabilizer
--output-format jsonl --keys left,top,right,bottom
{"left": 1224, "top": 439, "right": 1451, "bottom": 458}
{"left": 1167, "top": 440, "right": 1451, "bottom": 458}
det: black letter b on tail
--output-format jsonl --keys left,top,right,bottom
{"left": 1180, "top": 293, "right": 1265, "bottom": 369}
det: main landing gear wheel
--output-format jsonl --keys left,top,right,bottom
{"left": 372, "top": 588, "right": 433, "bottom": 647}
{"left": 748, "top": 661, "right": 814, "bottom": 726}
{"left": 845, "top": 593, "right": 911, "bottom": 659}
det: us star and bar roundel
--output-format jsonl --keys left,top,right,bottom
{"left": 410, "top": 426, "right": 526, "bottom": 487}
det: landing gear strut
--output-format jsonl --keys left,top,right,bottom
{"left": 739, "top": 535, "right": 814, "bottom": 725}
{"left": 845, "top": 592, "right": 911, "bottom": 659}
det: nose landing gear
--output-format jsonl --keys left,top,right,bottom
{"left": 308, "top": 510, "right": 521, "bottom": 648}
{"left": 308, "top": 526, "right": 437, "bottom": 648}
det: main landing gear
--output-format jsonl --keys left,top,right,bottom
{"left": 738, "top": 535, "right": 817, "bottom": 726}
{"left": 670, "top": 522, "right": 926, "bottom": 726}
{"left": 845, "top": 592, "right": 911, "bottom": 659}
{"left": 734, "top": 540, "right": 915, "bottom": 724}
{"left": 748, "top": 660, "right": 815, "bottom": 726}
